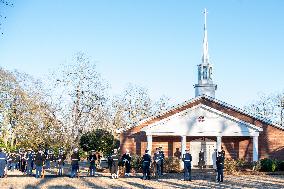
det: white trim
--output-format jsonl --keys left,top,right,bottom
{"left": 217, "top": 136, "right": 222, "bottom": 152}
{"left": 142, "top": 104, "right": 263, "bottom": 135}
{"left": 147, "top": 131, "right": 259, "bottom": 137}
{"left": 181, "top": 135, "right": 186, "bottom": 155}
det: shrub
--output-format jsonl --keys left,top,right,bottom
{"left": 79, "top": 129, "right": 120, "bottom": 156}
{"left": 130, "top": 154, "right": 142, "bottom": 173}
{"left": 224, "top": 158, "right": 237, "bottom": 174}
{"left": 236, "top": 159, "right": 254, "bottom": 170}
{"left": 252, "top": 161, "right": 261, "bottom": 172}
{"left": 164, "top": 157, "right": 181, "bottom": 173}
{"left": 260, "top": 158, "right": 277, "bottom": 172}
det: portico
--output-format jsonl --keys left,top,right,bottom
{"left": 142, "top": 104, "right": 262, "bottom": 165}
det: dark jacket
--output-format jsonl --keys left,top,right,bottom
{"left": 216, "top": 156, "right": 224, "bottom": 170}
{"left": 142, "top": 154, "right": 151, "bottom": 166}
{"left": 88, "top": 154, "right": 97, "bottom": 165}
{"left": 182, "top": 153, "right": 192, "bottom": 164}
{"left": 34, "top": 152, "right": 45, "bottom": 166}
{"left": 122, "top": 153, "right": 131, "bottom": 165}
{"left": 57, "top": 154, "right": 66, "bottom": 165}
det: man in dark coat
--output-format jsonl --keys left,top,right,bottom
{"left": 70, "top": 148, "right": 80, "bottom": 178}
{"left": 0, "top": 148, "right": 7, "bottom": 178}
{"left": 182, "top": 149, "right": 192, "bottom": 181}
{"left": 216, "top": 152, "right": 225, "bottom": 182}
{"left": 121, "top": 149, "right": 132, "bottom": 176}
{"left": 142, "top": 149, "right": 151, "bottom": 180}
{"left": 88, "top": 150, "right": 97, "bottom": 177}
{"left": 110, "top": 149, "right": 119, "bottom": 179}
{"left": 34, "top": 149, "right": 45, "bottom": 178}
{"left": 198, "top": 149, "right": 205, "bottom": 169}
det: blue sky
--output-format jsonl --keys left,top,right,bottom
{"left": 0, "top": 0, "right": 283, "bottom": 107}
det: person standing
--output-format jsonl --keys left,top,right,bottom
{"left": 88, "top": 150, "right": 97, "bottom": 177}
{"left": 198, "top": 149, "right": 205, "bottom": 169}
{"left": 121, "top": 149, "right": 131, "bottom": 177}
{"left": 216, "top": 152, "right": 224, "bottom": 182}
{"left": 70, "top": 148, "right": 80, "bottom": 178}
{"left": 45, "top": 149, "right": 52, "bottom": 169}
{"left": 153, "top": 148, "right": 162, "bottom": 178}
{"left": 26, "top": 148, "right": 34, "bottom": 176}
{"left": 34, "top": 149, "right": 45, "bottom": 178}
{"left": 19, "top": 149, "right": 26, "bottom": 173}
{"left": 57, "top": 149, "right": 66, "bottom": 176}
{"left": 110, "top": 149, "right": 119, "bottom": 179}
{"left": 0, "top": 148, "right": 7, "bottom": 178}
{"left": 182, "top": 149, "right": 192, "bottom": 181}
{"left": 159, "top": 147, "right": 165, "bottom": 175}
{"left": 142, "top": 149, "right": 151, "bottom": 180}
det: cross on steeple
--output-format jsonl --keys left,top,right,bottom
{"left": 194, "top": 8, "right": 217, "bottom": 98}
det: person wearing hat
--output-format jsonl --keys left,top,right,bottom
{"left": 34, "top": 148, "right": 45, "bottom": 178}
{"left": 56, "top": 148, "right": 66, "bottom": 176}
{"left": 121, "top": 149, "right": 132, "bottom": 177}
{"left": 216, "top": 151, "right": 225, "bottom": 182}
{"left": 88, "top": 150, "right": 97, "bottom": 177}
{"left": 142, "top": 149, "right": 151, "bottom": 180}
{"left": 182, "top": 149, "right": 192, "bottom": 181}
{"left": 110, "top": 149, "right": 120, "bottom": 179}
{"left": 0, "top": 148, "right": 7, "bottom": 178}
{"left": 26, "top": 148, "right": 34, "bottom": 175}
{"left": 70, "top": 148, "right": 80, "bottom": 178}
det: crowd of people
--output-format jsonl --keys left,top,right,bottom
{"left": 0, "top": 146, "right": 225, "bottom": 183}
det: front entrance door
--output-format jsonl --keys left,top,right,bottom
{"left": 190, "top": 138, "right": 216, "bottom": 167}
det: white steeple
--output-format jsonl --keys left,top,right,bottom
{"left": 194, "top": 8, "right": 217, "bottom": 98}
{"left": 202, "top": 8, "right": 209, "bottom": 64}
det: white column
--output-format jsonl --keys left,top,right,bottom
{"left": 216, "top": 136, "right": 222, "bottom": 152}
{"left": 147, "top": 135, "right": 152, "bottom": 155}
{"left": 253, "top": 136, "right": 259, "bottom": 162}
{"left": 181, "top": 135, "right": 187, "bottom": 156}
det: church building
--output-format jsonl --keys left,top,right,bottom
{"left": 119, "top": 9, "right": 284, "bottom": 166}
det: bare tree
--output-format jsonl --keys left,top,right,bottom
{"left": 244, "top": 92, "right": 284, "bottom": 126}
{"left": 50, "top": 52, "right": 110, "bottom": 145}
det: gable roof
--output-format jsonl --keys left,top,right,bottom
{"left": 118, "top": 95, "right": 283, "bottom": 133}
